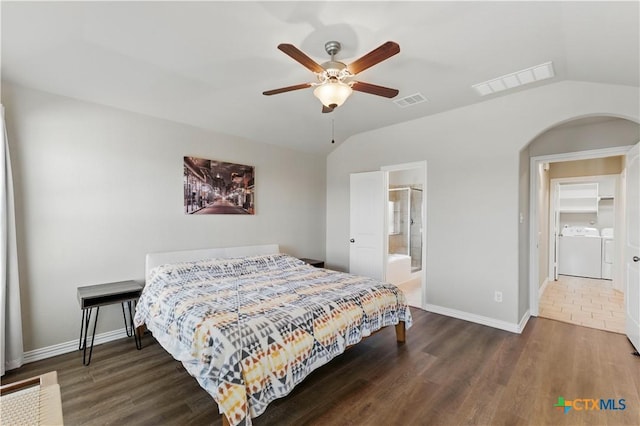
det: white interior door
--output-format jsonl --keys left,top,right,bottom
{"left": 624, "top": 142, "right": 640, "bottom": 353}
{"left": 349, "top": 171, "right": 386, "bottom": 280}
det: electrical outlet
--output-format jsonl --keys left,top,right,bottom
{"left": 494, "top": 291, "right": 503, "bottom": 303}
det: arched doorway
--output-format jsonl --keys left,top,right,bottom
{"left": 526, "top": 116, "right": 639, "bottom": 334}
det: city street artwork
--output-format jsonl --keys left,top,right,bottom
{"left": 183, "top": 156, "right": 255, "bottom": 214}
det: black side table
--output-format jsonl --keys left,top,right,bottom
{"left": 77, "top": 280, "right": 143, "bottom": 365}
{"left": 300, "top": 258, "right": 325, "bottom": 268}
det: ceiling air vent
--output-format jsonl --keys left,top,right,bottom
{"left": 472, "top": 61, "right": 555, "bottom": 96}
{"left": 393, "top": 93, "right": 427, "bottom": 108}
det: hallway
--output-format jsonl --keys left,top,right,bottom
{"left": 539, "top": 275, "right": 625, "bottom": 334}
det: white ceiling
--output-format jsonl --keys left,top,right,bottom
{"left": 2, "top": 1, "right": 638, "bottom": 155}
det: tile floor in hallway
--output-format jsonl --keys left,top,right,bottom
{"left": 539, "top": 275, "right": 625, "bottom": 334}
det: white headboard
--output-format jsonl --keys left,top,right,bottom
{"left": 145, "top": 244, "right": 280, "bottom": 281}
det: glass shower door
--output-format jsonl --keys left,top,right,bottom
{"left": 410, "top": 188, "right": 423, "bottom": 272}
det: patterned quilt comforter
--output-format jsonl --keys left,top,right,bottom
{"left": 134, "top": 253, "right": 412, "bottom": 426}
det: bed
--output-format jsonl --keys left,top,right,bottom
{"left": 134, "top": 244, "right": 412, "bottom": 426}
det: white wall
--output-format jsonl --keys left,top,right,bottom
{"left": 2, "top": 82, "right": 326, "bottom": 351}
{"left": 327, "top": 80, "right": 639, "bottom": 327}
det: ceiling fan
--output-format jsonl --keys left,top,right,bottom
{"left": 263, "top": 40, "right": 400, "bottom": 113}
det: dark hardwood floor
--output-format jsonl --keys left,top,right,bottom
{"left": 3, "top": 308, "right": 639, "bottom": 425}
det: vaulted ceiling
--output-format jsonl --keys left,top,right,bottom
{"left": 2, "top": 1, "right": 638, "bottom": 155}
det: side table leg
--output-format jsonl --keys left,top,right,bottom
{"left": 127, "top": 300, "right": 142, "bottom": 350}
{"left": 121, "top": 303, "right": 132, "bottom": 337}
{"left": 83, "top": 307, "right": 100, "bottom": 366}
{"left": 79, "top": 309, "right": 87, "bottom": 350}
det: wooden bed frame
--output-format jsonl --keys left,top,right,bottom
{"left": 136, "top": 244, "right": 406, "bottom": 426}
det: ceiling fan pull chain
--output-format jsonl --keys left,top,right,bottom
{"left": 331, "top": 119, "right": 335, "bottom": 144}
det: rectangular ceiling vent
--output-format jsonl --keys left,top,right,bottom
{"left": 472, "top": 61, "right": 555, "bottom": 96}
{"left": 394, "top": 93, "right": 427, "bottom": 108}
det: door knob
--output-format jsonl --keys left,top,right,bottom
{"left": 634, "top": 256, "right": 640, "bottom": 262}
{"left": 350, "top": 239, "right": 355, "bottom": 243}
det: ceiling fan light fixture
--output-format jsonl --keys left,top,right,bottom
{"left": 313, "top": 80, "right": 353, "bottom": 108}
{"left": 264, "top": 40, "right": 399, "bottom": 113}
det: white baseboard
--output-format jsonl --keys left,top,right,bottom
{"left": 518, "top": 310, "right": 531, "bottom": 333}
{"left": 22, "top": 328, "right": 129, "bottom": 365}
{"left": 424, "top": 303, "right": 523, "bottom": 334}
{"left": 21, "top": 305, "right": 532, "bottom": 364}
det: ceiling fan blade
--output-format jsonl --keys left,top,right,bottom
{"left": 351, "top": 81, "right": 399, "bottom": 98}
{"left": 262, "top": 83, "right": 312, "bottom": 96}
{"left": 278, "top": 44, "right": 325, "bottom": 73}
{"left": 322, "top": 105, "right": 334, "bottom": 113}
{"left": 347, "top": 41, "right": 400, "bottom": 75}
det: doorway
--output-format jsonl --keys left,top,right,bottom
{"left": 529, "top": 147, "right": 630, "bottom": 326}
{"left": 543, "top": 168, "right": 625, "bottom": 333}
{"left": 382, "top": 161, "right": 427, "bottom": 308}
{"left": 549, "top": 173, "right": 621, "bottom": 283}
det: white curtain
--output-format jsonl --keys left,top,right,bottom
{"left": 1, "top": 104, "right": 23, "bottom": 375}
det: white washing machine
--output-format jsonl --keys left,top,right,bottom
{"left": 601, "top": 228, "right": 614, "bottom": 280}
{"left": 558, "top": 226, "right": 602, "bottom": 279}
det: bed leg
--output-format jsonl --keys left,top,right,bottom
{"left": 135, "top": 325, "right": 146, "bottom": 349}
{"left": 395, "top": 321, "right": 406, "bottom": 344}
